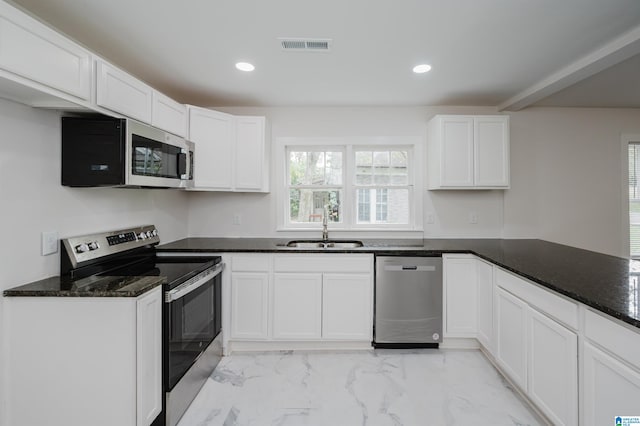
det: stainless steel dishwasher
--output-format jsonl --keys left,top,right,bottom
{"left": 374, "top": 256, "right": 443, "bottom": 348}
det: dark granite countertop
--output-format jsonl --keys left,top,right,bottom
{"left": 157, "top": 237, "right": 640, "bottom": 329}
{"left": 3, "top": 274, "right": 164, "bottom": 297}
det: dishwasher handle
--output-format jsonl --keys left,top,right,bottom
{"left": 383, "top": 265, "right": 437, "bottom": 272}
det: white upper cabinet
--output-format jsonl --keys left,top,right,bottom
{"left": 188, "top": 105, "right": 268, "bottom": 192}
{"left": 151, "top": 90, "right": 187, "bottom": 137}
{"left": 427, "top": 115, "right": 509, "bottom": 189}
{"left": 235, "top": 116, "right": 267, "bottom": 190}
{"left": 96, "top": 59, "right": 153, "bottom": 123}
{"left": 0, "top": 1, "right": 92, "bottom": 103}
{"left": 188, "top": 106, "right": 235, "bottom": 189}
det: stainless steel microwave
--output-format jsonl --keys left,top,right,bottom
{"left": 61, "top": 116, "right": 194, "bottom": 188}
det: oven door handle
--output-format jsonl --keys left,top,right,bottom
{"left": 165, "top": 263, "right": 224, "bottom": 303}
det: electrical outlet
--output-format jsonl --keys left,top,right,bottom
{"left": 233, "top": 214, "right": 242, "bottom": 225}
{"left": 426, "top": 213, "right": 435, "bottom": 224}
{"left": 469, "top": 212, "right": 478, "bottom": 224}
{"left": 42, "top": 231, "right": 58, "bottom": 256}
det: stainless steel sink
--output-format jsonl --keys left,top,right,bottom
{"left": 285, "top": 240, "right": 364, "bottom": 249}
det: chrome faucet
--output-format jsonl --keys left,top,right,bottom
{"left": 322, "top": 205, "right": 329, "bottom": 242}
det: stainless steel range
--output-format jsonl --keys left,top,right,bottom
{"left": 61, "top": 225, "right": 223, "bottom": 426}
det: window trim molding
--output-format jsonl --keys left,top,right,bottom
{"left": 275, "top": 136, "right": 424, "bottom": 232}
{"left": 622, "top": 134, "right": 640, "bottom": 259}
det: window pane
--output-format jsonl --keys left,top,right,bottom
{"left": 355, "top": 151, "right": 372, "bottom": 185}
{"left": 289, "top": 151, "right": 342, "bottom": 185}
{"left": 325, "top": 151, "right": 343, "bottom": 185}
{"left": 391, "top": 151, "right": 407, "bottom": 168}
{"left": 289, "top": 189, "right": 341, "bottom": 223}
{"left": 357, "top": 189, "right": 370, "bottom": 222}
{"left": 376, "top": 189, "right": 388, "bottom": 221}
{"left": 355, "top": 150, "right": 408, "bottom": 186}
{"left": 630, "top": 143, "right": 640, "bottom": 257}
{"left": 356, "top": 188, "right": 409, "bottom": 224}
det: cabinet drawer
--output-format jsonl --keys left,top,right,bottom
{"left": 231, "top": 255, "right": 271, "bottom": 272}
{"left": 274, "top": 254, "right": 372, "bottom": 273}
{"left": 495, "top": 268, "right": 578, "bottom": 330}
{"left": 584, "top": 309, "right": 640, "bottom": 370}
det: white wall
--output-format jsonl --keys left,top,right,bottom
{"left": 188, "top": 106, "right": 506, "bottom": 239}
{"left": 505, "top": 107, "right": 640, "bottom": 257}
{"left": 0, "top": 98, "right": 190, "bottom": 424}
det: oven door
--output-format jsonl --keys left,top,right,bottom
{"left": 165, "top": 263, "right": 222, "bottom": 390}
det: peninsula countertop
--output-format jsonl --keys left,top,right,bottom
{"left": 156, "top": 237, "right": 640, "bottom": 329}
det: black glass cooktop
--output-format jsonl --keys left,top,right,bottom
{"left": 109, "top": 256, "right": 221, "bottom": 288}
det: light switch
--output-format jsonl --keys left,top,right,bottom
{"left": 42, "top": 231, "right": 59, "bottom": 256}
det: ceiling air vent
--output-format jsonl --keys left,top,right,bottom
{"left": 279, "top": 38, "right": 332, "bottom": 52}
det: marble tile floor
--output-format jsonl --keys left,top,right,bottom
{"left": 177, "top": 349, "right": 544, "bottom": 426}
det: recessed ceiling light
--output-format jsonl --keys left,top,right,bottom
{"left": 235, "top": 62, "right": 255, "bottom": 72}
{"left": 413, "top": 64, "right": 432, "bottom": 74}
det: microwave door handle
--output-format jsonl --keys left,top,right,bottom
{"left": 177, "top": 152, "right": 187, "bottom": 177}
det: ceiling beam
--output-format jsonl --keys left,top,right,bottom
{"left": 498, "top": 24, "right": 640, "bottom": 111}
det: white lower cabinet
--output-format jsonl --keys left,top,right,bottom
{"left": 231, "top": 272, "right": 269, "bottom": 339}
{"left": 273, "top": 273, "right": 322, "bottom": 339}
{"left": 495, "top": 286, "right": 528, "bottom": 390}
{"left": 443, "top": 254, "right": 477, "bottom": 337}
{"left": 528, "top": 308, "right": 577, "bottom": 426}
{"left": 5, "top": 287, "right": 162, "bottom": 426}
{"left": 495, "top": 269, "right": 578, "bottom": 426}
{"left": 476, "top": 258, "right": 494, "bottom": 350}
{"left": 322, "top": 273, "right": 372, "bottom": 340}
{"left": 582, "top": 342, "right": 640, "bottom": 426}
{"left": 228, "top": 253, "right": 373, "bottom": 346}
{"left": 582, "top": 309, "right": 640, "bottom": 425}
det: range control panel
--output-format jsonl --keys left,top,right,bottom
{"left": 62, "top": 225, "right": 160, "bottom": 267}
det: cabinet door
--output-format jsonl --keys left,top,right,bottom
{"left": 272, "top": 273, "right": 322, "bottom": 339}
{"left": 188, "top": 107, "right": 235, "bottom": 190}
{"left": 235, "top": 116, "right": 266, "bottom": 191}
{"left": 322, "top": 273, "right": 372, "bottom": 340}
{"left": 136, "top": 287, "right": 162, "bottom": 426}
{"left": 583, "top": 342, "right": 640, "bottom": 426}
{"left": 0, "top": 2, "right": 92, "bottom": 100}
{"left": 495, "top": 287, "right": 528, "bottom": 390}
{"left": 528, "top": 308, "right": 578, "bottom": 426}
{"left": 444, "top": 256, "right": 477, "bottom": 337}
{"left": 476, "top": 259, "right": 494, "bottom": 351}
{"left": 151, "top": 90, "right": 186, "bottom": 137}
{"left": 96, "top": 60, "right": 153, "bottom": 123}
{"left": 440, "top": 116, "right": 474, "bottom": 187}
{"left": 231, "top": 272, "right": 269, "bottom": 339}
{"left": 474, "top": 116, "right": 509, "bottom": 187}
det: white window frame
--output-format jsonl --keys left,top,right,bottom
{"left": 622, "top": 134, "right": 640, "bottom": 259}
{"left": 351, "top": 146, "right": 414, "bottom": 230}
{"left": 285, "top": 146, "right": 347, "bottom": 229}
{"left": 276, "top": 137, "right": 423, "bottom": 232}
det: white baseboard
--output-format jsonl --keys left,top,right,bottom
{"left": 440, "top": 337, "right": 480, "bottom": 349}
{"left": 227, "top": 340, "right": 373, "bottom": 354}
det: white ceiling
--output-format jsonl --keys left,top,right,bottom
{"left": 9, "top": 0, "right": 640, "bottom": 109}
